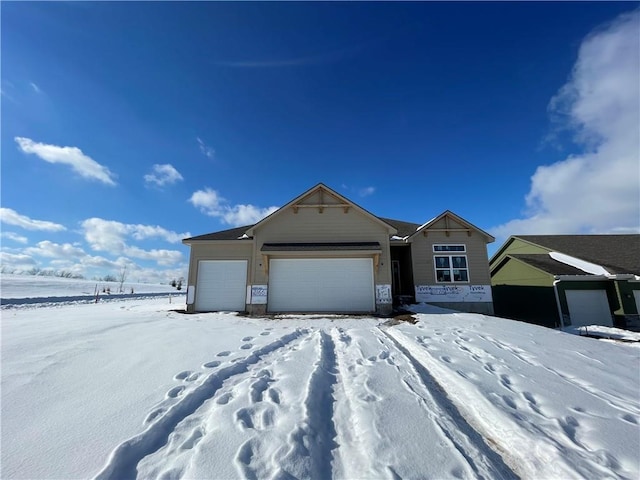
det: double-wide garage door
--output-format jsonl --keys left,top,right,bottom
{"left": 268, "top": 258, "right": 375, "bottom": 313}
{"left": 195, "top": 260, "right": 247, "bottom": 312}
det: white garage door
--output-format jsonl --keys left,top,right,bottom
{"left": 268, "top": 258, "right": 375, "bottom": 312}
{"left": 566, "top": 289, "right": 612, "bottom": 327}
{"left": 195, "top": 260, "right": 247, "bottom": 312}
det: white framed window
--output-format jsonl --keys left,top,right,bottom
{"left": 433, "top": 244, "right": 466, "bottom": 252}
{"left": 434, "top": 255, "right": 469, "bottom": 283}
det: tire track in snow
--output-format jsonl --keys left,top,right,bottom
{"left": 379, "top": 328, "right": 519, "bottom": 480}
{"left": 273, "top": 330, "right": 338, "bottom": 480}
{"left": 92, "top": 329, "right": 306, "bottom": 480}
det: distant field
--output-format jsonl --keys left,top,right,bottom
{"left": 0, "top": 274, "right": 179, "bottom": 299}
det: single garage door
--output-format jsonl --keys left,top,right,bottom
{"left": 268, "top": 258, "right": 375, "bottom": 312}
{"left": 565, "top": 289, "right": 612, "bottom": 327}
{"left": 195, "top": 260, "right": 247, "bottom": 311}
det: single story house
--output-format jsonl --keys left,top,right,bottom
{"left": 183, "top": 183, "right": 495, "bottom": 316}
{"left": 490, "top": 235, "right": 640, "bottom": 329}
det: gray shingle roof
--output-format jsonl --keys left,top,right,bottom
{"left": 517, "top": 235, "right": 640, "bottom": 275}
{"left": 183, "top": 225, "right": 253, "bottom": 242}
{"left": 509, "top": 254, "right": 587, "bottom": 276}
{"left": 378, "top": 218, "right": 421, "bottom": 237}
{"left": 184, "top": 217, "right": 422, "bottom": 243}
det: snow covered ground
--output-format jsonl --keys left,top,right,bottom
{"left": 1, "top": 284, "right": 639, "bottom": 479}
{"left": 1, "top": 273, "right": 181, "bottom": 307}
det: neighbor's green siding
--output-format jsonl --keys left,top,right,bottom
{"left": 491, "top": 258, "right": 553, "bottom": 287}
{"left": 616, "top": 280, "right": 640, "bottom": 315}
{"left": 490, "top": 238, "right": 550, "bottom": 269}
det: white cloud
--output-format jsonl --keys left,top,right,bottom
{"left": 30, "top": 82, "right": 42, "bottom": 94}
{"left": 493, "top": 10, "right": 640, "bottom": 238}
{"left": 0, "top": 208, "right": 66, "bottom": 232}
{"left": 15, "top": 137, "right": 117, "bottom": 186}
{"left": 1, "top": 232, "right": 29, "bottom": 244}
{"left": 144, "top": 164, "right": 184, "bottom": 187}
{"left": 123, "top": 246, "right": 184, "bottom": 267}
{"left": 25, "top": 241, "right": 86, "bottom": 259}
{"left": 359, "top": 186, "right": 376, "bottom": 197}
{"left": 189, "top": 188, "right": 279, "bottom": 226}
{"left": 81, "top": 218, "right": 188, "bottom": 265}
{"left": 197, "top": 137, "right": 215, "bottom": 159}
{"left": 0, "top": 252, "right": 38, "bottom": 270}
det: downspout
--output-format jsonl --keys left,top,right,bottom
{"left": 553, "top": 278, "right": 564, "bottom": 329}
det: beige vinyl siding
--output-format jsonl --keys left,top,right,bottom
{"left": 187, "top": 242, "right": 253, "bottom": 286}
{"left": 410, "top": 225, "right": 491, "bottom": 285}
{"left": 252, "top": 207, "right": 392, "bottom": 286}
{"left": 491, "top": 258, "right": 553, "bottom": 287}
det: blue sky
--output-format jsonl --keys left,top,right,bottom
{"left": 2, "top": 2, "right": 639, "bottom": 283}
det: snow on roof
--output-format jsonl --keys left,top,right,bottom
{"left": 416, "top": 216, "right": 437, "bottom": 231}
{"left": 549, "top": 251, "right": 611, "bottom": 276}
{"left": 390, "top": 235, "right": 408, "bottom": 241}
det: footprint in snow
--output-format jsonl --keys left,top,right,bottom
{"left": 242, "top": 336, "right": 254, "bottom": 341}
{"left": 203, "top": 360, "right": 221, "bottom": 369}
{"left": 267, "top": 388, "right": 281, "bottom": 404}
{"left": 241, "top": 343, "right": 253, "bottom": 350}
{"left": 216, "top": 392, "right": 233, "bottom": 405}
{"left": 186, "top": 372, "right": 200, "bottom": 382}
{"left": 167, "top": 386, "right": 185, "bottom": 398}
{"left": 181, "top": 428, "right": 204, "bottom": 450}
{"left": 621, "top": 413, "right": 638, "bottom": 425}
{"left": 235, "top": 408, "right": 255, "bottom": 429}
{"left": 260, "top": 331, "right": 271, "bottom": 336}
{"left": 174, "top": 371, "right": 191, "bottom": 380}
{"left": 217, "top": 351, "right": 231, "bottom": 357}
{"left": 144, "top": 408, "right": 165, "bottom": 424}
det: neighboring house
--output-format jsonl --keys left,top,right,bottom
{"left": 183, "top": 183, "right": 495, "bottom": 316}
{"left": 490, "top": 235, "right": 640, "bottom": 329}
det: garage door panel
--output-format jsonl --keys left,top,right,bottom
{"left": 566, "top": 289, "right": 612, "bottom": 327}
{"left": 268, "top": 258, "right": 374, "bottom": 312}
{"left": 196, "top": 260, "right": 247, "bottom": 311}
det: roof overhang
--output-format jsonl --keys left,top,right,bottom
{"left": 246, "top": 184, "right": 397, "bottom": 236}
{"left": 408, "top": 210, "right": 495, "bottom": 243}
{"left": 261, "top": 242, "right": 381, "bottom": 253}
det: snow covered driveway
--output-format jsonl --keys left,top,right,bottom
{"left": 2, "top": 299, "right": 639, "bottom": 479}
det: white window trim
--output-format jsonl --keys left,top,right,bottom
{"left": 434, "top": 254, "right": 470, "bottom": 283}
{"left": 433, "top": 244, "right": 466, "bottom": 253}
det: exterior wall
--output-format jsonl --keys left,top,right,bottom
{"left": 490, "top": 238, "right": 549, "bottom": 269}
{"left": 409, "top": 217, "right": 493, "bottom": 314}
{"left": 250, "top": 206, "right": 393, "bottom": 315}
{"left": 556, "top": 280, "right": 619, "bottom": 327}
{"left": 615, "top": 280, "right": 640, "bottom": 329}
{"left": 185, "top": 242, "right": 253, "bottom": 313}
{"left": 491, "top": 259, "right": 553, "bottom": 287}
{"left": 616, "top": 280, "right": 640, "bottom": 314}
{"left": 492, "top": 285, "right": 560, "bottom": 328}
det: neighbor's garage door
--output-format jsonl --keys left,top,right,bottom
{"left": 268, "top": 258, "right": 374, "bottom": 312}
{"left": 565, "top": 289, "right": 612, "bottom": 327}
{"left": 195, "top": 260, "right": 247, "bottom": 311}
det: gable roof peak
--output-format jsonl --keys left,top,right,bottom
{"left": 245, "top": 183, "right": 397, "bottom": 235}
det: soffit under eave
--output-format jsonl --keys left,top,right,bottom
{"left": 245, "top": 183, "right": 397, "bottom": 236}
